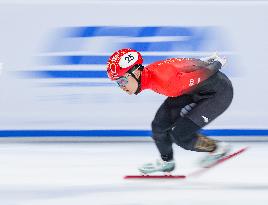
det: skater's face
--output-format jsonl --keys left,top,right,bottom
{"left": 117, "top": 71, "right": 140, "bottom": 95}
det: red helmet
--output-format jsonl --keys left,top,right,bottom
{"left": 107, "top": 48, "right": 143, "bottom": 81}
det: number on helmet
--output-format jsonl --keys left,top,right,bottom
{"left": 119, "top": 52, "right": 139, "bottom": 68}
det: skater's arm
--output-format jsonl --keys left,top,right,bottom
{"left": 206, "top": 61, "right": 222, "bottom": 72}
{"left": 200, "top": 53, "right": 227, "bottom": 72}
{"left": 178, "top": 57, "right": 224, "bottom": 73}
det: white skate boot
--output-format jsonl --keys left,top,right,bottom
{"left": 199, "top": 142, "right": 231, "bottom": 168}
{"left": 138, "top": 159, "right": 175, "bottom": 174}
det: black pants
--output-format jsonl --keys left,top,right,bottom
{"left": 151, "top": 71, "right": 233, "bottom": 161}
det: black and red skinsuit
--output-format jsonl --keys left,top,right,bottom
{"left": 139, "top": 58, "right": 233, "bottom": 161}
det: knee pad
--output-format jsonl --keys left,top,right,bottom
{"left": 152, "top": 132, "right": 171, "bottom": 143}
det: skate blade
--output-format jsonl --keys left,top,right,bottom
{"left": 124, "top": 175, "right": 186, "bottom": 179}
{"left": 189, "top": 147, "right": 248, "bottom": 177}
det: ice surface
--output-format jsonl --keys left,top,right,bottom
{"left": 0, "top": 141, "right": 267, "bottom": 205}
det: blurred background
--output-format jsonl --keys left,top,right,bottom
{"left": 0, "top": 0, "right": 267, "bottom": 139}
{"left": 0, "top": 0, "right": 267, "bottom": 205}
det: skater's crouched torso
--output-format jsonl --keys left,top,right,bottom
{"left": 140, "top": 58, "right": 234, "bottom": 128}
{"left": 140, "top": 58, "right": 220, "bottom": 97}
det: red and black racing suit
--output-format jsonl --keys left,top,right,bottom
{"left": 139, "top": 58, "right": 233, "bottom": 161}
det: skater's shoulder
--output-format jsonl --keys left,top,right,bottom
{"left": 145, "top": 58, "right": 177, "bottom": 71}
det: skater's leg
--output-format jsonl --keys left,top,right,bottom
{"left": 151, "top": 102, "right": 174, "bottom": 162}
{"left": 152, "top": 131, "right": 174, "bottom": 162}
{"left": 139, "top": 93, "right": 217, "bottom": 174}
{"left": 169, "top": 116, "right": 217, "bottom": 152}
{"left": 140, "top": 110, "right": 175, "bottom": 174}
{"left": 151, "top": 95, "right": 193, "bottom": 161}
{"left": 169, "top": 72, "right": 234, "bottom": 166}
{"left": 169, "top": 110, "right": 231, "bottom": 167}
{"left": 151, "top": 93, "right": 217, "bottom": 157}
{"left": 138, "top": 96, "right": 195, "bottom": 174}
{"left": 168, "top": 74, "right": 232, "bottom": 151}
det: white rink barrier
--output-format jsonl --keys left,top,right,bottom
{"left": 0, "top": 0, "right": 267, "bottom": 140}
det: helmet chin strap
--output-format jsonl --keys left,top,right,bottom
{"left": 127, "top": 65, "right": 144, "bottom": 95}
{"left": 130, "top": 72, "right": 141, "bottom": 95}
